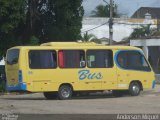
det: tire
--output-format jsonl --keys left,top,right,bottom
{"left": 58, "top": 85, "right": 72, "bottom": 100}
{"left": 129, "top": 82, "right": 141, "bottom": 96}
{"left": 43, "top": 92, "right": 57, "bottom": 100}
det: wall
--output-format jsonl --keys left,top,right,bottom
{"left": 81, "top": 17, "right": 157, "bottom": 42}
{"left": 130, "top": 39, "right": 160, "bottom": 83}
{"left": 0, "top": 59, "right": 4, "bottom": 65}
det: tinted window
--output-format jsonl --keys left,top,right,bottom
{"left": 87, "top": 50, "right": 113, "bottom": 68}
{"left": 29, "top": 50, "right": 57, "bottom": 69}
{"left": 7, "top": 49, "right": 19, "bottom": 65}
{"left": 117, "top": 51, "right": 151, "bottom": 71}
{"left": 58, "top": 50, "right": 85, "bottom": 68}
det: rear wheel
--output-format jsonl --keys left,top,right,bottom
{"left": 58, "top": 85, "right": 72, "bottom": 100}
{"left": 129, "top": 82, "right": 141, "bottom": 96}
{"left": 43, "top": 92, "right": 57, "bottom": 100}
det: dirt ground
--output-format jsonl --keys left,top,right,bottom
{"left": 0, "top": 85, "right": 160, "bottom": 114}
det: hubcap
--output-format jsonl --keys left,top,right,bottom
{"left": 61, "top": 88, "right": 70, "bottom": 98}
{"left": 132, "top": 85, "right": 140, "bottom": 94}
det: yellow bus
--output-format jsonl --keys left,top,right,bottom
{"left": 5, "top": 42, "right": 155, "bottom": 100}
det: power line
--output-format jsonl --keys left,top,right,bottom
{"left": 81, "top": 22, "right": 108, "bottom": 33}
{"left": 81, "top": 21, "right": 158, "bottom": 34}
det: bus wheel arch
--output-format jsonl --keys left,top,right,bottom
{"left": 43, "top": 92, "right": 57, "bottom": 100}
{"left": 58, "top": 83, "right": 73, "bottom": 100}
{"left": 129, "top": 80, "right": 142, "bottom": 96}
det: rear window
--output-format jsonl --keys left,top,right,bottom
{"left": 29, "top": 50, "right": 57, "bottom": 69}
{"left": 6, "top": 49, "right": 19, "bottom": 65}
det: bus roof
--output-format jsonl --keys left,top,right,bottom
{"left": 8, "top": 42, "right": 141, "bottom": 51}
{"left": 40, "top": 42, "right": 99, "bottom": 46}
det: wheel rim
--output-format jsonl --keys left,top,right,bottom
{"left": 132, "top": 85, "right": 140, "bottom": 94}
{"left": 61, "top": 88, "right": 71, "bottom": 98}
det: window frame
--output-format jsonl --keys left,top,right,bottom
{"left": 116, "top": 50, "right": 151, "bottom": 72}
{"left": 28, "top": 50, "right": 57, "bottom": 69}
{"left": 6, "top": 49, "right": 19, "bottom": 65}
{"left": 58, "top": 49, "right": 86, "bottom": 69}
{"left": 86, "top": 49, "right": 113, "bottom": 68}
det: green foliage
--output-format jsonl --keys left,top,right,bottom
{"left": 81, "top": 32, "right": 97, "bottom": 42}
{"left": 30, "top": 36, "right": 39, "bottom": 45}
{"left": 130, "top": 24, "right": 151, "bottom": 39}
{"left": 81, "top": 32, "right": 101, "bottom": 44}
{"left": 0, "top": 0, "right": 25, "bottom": 56}
{"left": 47, "top": 0, "right": 84, "bottom": 42}
{"left": 91, "top": 4, "right": 119, "bottom": 17}
{"left": 0, "top": 0, "right": 25, "bottom": 33}
{"left": 0, "top": 0, "right": 84, "bottom": 56}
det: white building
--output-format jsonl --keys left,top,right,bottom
{"left": 81, "top": 17, "right": 157, "bottom": 42}
{"left": 130, "top": 39, "right": 160, "bottom": 83}
{"left": 82, "top": 17, "right": 160, "bottom": 82}
{"left": 0, "top": 58, "right": 5, "bottom": 65}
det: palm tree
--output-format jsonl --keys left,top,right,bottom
{"left": 91, "top": 4, "right": 119, "bottom": 17}
{"left": 130, "top": 24, "right": 151, "bottom": 39}
{"left": 91, "top": 5, "right": 109, "bottom": 17}
{"left": 81, "top": 32, "right": 101, "bottom": 44}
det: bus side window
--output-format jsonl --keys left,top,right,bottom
{"left": 58, "top": 50, "right": 85, "bottom": 68}
{"left": 87, "top": 50, "right": 113, "bottom": 68}
{"left": 87, "top": 55, "right": 95, "bottom": 68}
{"left": 29, "top": 50, "right": 57, "bottom": 69}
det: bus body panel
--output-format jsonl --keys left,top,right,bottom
{"left": 5, "top": 42, "right": 155, "bottom": 93}
{"left": 114, "top": 50, "right": 155, "bottom": 90}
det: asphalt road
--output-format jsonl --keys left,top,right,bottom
{"left": 0, "top": 85, "right": 160, "bottom": 115}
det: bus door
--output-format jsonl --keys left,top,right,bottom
{"left": 6, "top": 49, "right": 20, "bottom": 87}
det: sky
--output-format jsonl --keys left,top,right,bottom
{"left": 83, "top": 0, "right": 160, "bottom": 17}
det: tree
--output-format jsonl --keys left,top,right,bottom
{"left": 81, "top": 32, "right": 97, "bottom": 42}
{"left": 29, "top": 36, "right": 39, "bottom": 45}
{"left": 91, "top": 4, "right": 119, "bottom": 17}
{"left": 0, "top": 0, "right": 84, "bottom": 56}
{"left": 20, "top": 0, "right": 84, "bottom": 43}
{"left": 130, "top": 24, "right": 151, "bottom": 39}
{"left": 81, "top": 32, "right": 101, "bottom": 44}
{"left": 47, "top": 0, "right": 84, "bottom": 42}
{"left": 0, "top": 0, "right": 25, "bottom": 56}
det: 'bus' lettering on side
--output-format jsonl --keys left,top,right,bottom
{"left": 78, "top": 70, "right": 103, "bottom": 80}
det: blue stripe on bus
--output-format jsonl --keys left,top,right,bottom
{"left": 152, "top": 80, "right": 156, "bottom": 89}
{"left": 6, "top": 82, "right": 26, "bottom": 91}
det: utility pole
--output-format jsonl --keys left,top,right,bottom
{"left": 103, "top": 0, "right": 114, "bottom": 45}
{"left": 109, "top": 0, "right": 113, "bottom": 45}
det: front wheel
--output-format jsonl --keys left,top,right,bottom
{"left": 58, "top": 85, "right": 73, "bottom": 100}
{"left": 129, "top": 82, "right": 141, "bottom": 96}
